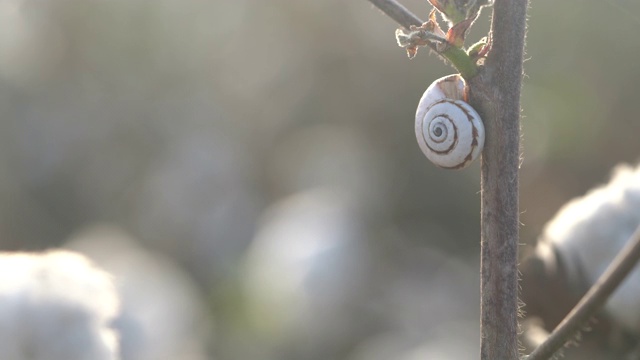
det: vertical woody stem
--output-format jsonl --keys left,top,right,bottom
{"left": 467, "top": 0, "right": 528, "bottom": 359}
{"left": 365, "top": 0, "right": 528, "bottom": 357}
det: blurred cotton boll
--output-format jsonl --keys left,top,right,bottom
{"left": 65, "top": 225, "right": 211, "bottom": 360}
{"left": 521, "top": 163, "right": 640, "bottom": 356}
{"left": 0, "top": 250, "right": 120, "bottom": 360}
{"left": 241, "top": 188, "right": 373, "bottom": 359}
{"left": 542, "top": 163, "right": 640, "bottom": 332}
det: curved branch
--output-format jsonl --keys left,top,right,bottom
{"left": 526, "top": 224, "right": 640, "bottom": 360}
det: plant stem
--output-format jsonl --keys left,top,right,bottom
{"left": 526, "top": 224, "right": 640, "bottom": 360}
{"left": 365, "top": 0, "right": 527, "bottom": 358}
{"left": 441, "top": 45, "right": 478, "bottom": 79}
{"left": 367, "top": 0, "right": 422, "bottom": 28}
{"left": 366, "top": 0, "right": 478, "bottom": 78}
{"left": 467, "top": 0, "right": 528, "bottom": 358}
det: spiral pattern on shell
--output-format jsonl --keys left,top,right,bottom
{"left": 415, "top": 75, "right": 485, "bottom": 170}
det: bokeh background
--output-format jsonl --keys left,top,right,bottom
{"left": 0, "top": 0, "right": 639, "bottom": 359}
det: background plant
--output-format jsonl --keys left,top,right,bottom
{"left": 0, "top": 0, "right": 639, "bottom": 359}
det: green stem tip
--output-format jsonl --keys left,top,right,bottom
{"left": 440, "top": 45, "right": 478, "bottom": 80}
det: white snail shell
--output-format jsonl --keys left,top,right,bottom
{"left": 415, "top": 74, "right": 485, "bottom": 170}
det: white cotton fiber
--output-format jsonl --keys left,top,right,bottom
{"left": 0, "top": 250, "right": 120, "bottom": 360}
{"left": 65, "top": 225, "right": 211, "bottom": 360}
{"left": 540, "top": 163, "right": 640, "bottom": 333}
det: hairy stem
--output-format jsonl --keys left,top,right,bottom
{"left": 467, "top": 0, "right": 528, "bottom": 358}
{"left": 365, "top": 0, "right": 527, "bottom": 358}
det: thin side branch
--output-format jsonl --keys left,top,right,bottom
{"left": 366, "top": 0, "right": 441, "bottom": 55}
{"left": 366, "top": 0, "right": 479, "bottom": 79}
{"left": 366, "top": 0, "right": 423, "bottom": 29}
{"left": 526, "top": 224, "right": 640, "bottom": 360}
